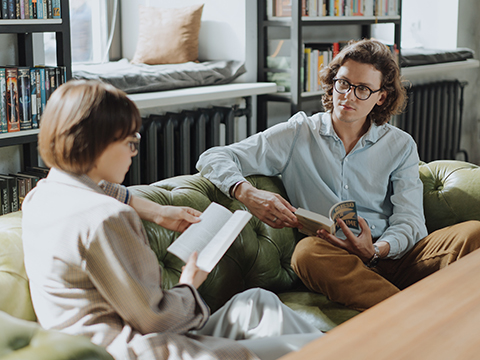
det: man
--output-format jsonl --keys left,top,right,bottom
{"left": 196, "top": 39, "right": 480, "bottom": 311}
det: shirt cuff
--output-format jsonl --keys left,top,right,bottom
{"left": 99, "top": 181, "right": 131, "bottom": 205}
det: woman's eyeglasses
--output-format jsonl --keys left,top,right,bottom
{"left": 128, "top": 132, "right": 141, "bottom": 153}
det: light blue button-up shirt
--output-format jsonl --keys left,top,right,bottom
{"left": 196, "top": 112, "right": 428, "bottom": 259}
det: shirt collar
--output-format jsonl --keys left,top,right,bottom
{"left": 319, "top": 112, "right": 389, "bottom": 144}
{"left": 47, "top": 167, "right": 105, "bottom": 195}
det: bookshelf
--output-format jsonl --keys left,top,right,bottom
{"left": 0, "top": 0, "right": 71, "bottom": 168}
{"left": 257, "top": 0, "right": 402, "bottom": 131}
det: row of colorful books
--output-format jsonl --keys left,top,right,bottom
{"left": 1, "top": 0, "right": 61, "bottom": 20}
{"left": 273, "top": 0, "right": 399, "bottom": 17}
{"left": 0, "top": 65, "right": 67, "bottom": 133}
{"left": 0, "top": 166, "right": 48, "bottom": 214}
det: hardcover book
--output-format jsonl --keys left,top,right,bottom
{"left": 295, "top": 200, "right": 359, "bottom": 236}
{"left": 30, "top": 68, "right": 38, "bottom": 128}
{"left": 167, "top": 202, "right": 252, "bottom": 272}
{"left": 6, "top": 68, "right": 20, "bottom": 132}
{"left": 17, "top": 67, "right": 32, "bottom": 130}
{"left": 0, "top": 68, "right": 7, "bottom": 133}
{"left": 0, "top": 178, "right": 8, "bottom": 214}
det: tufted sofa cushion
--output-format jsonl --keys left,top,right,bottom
{"left": 419, "top": 160, "right": 480, "bottom": 233}
{"left": 129, "top": 174, "right": 303, "bottom": 312}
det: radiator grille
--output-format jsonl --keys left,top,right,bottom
{"left": 125, "top": 105, "right": 246, "bottom": 186}
{"left": 392, "top": 80, "right": 468, "bottom": 163}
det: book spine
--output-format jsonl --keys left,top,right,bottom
{"left": 39, "top": 67, "right": 46, "bottom": 114}
{"left": 10, "top": 177, "right": 18, "bottom": 212}
{"left": 46, "top": 0, "right": 51, "bottom": 18}
{"left": 54, "top": 66, "right": 61, "bottom": 90}
{"left": 29, "top": 0, "right": 33, "bottom": 18}
{"left": 36, "top": 0, "right": 42, "bottom": 18}
{"left": 0, "top": 68, "right": 6, "bottom": 133}
{"left": 52, "top": 0, "right": 59, "bottom": 18}
{"left": 30, "top": 68, "right": 38, "bottom": 129}
{"left": 16, "top": 177, "right": 26, "bottom": 208}
{"left": 1, "top": 0, "right": 7, "bottom": 18}
{"left": 17, "top": 68, "right": 32, "bottom": 130}
{"left": 35, "top": 68, "right": 41, "bottom": 125}
{"left": 0, "top": 180, "right": 8, "bottom": 214}
{"left": 19, "top": 0, "right": 23, "bottom": 18}
{"left": 59, "top": 65, "right": 66, "bottom": 84}
{"left": 7, "top": 0, "right": 14, "bottom": 18}
{"left": 6, "top": 68, "right": 19, "bottom": 133}
{"left": 47, "top": 67, "right": 56, "bottom": 98}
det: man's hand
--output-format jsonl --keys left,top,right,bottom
{"left": 179, "top": 252, "right": 208, "bottom": 289}
{"left": 130, "top": 196, "right": 201, "bottom": 233}
{"left": 318, "top": 216, "right": 388, "bottom": 262}
{"left": 235, "top": 181, "right": 298, "bottom": 229}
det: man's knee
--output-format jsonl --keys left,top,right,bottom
{"left": 457, "top": 220, "right": 480, "bottom": 251}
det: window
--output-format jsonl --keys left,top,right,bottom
{"left": 44, "top": 0, "right": 108, "bottom": 65}
{"left": 401, "top": 0, "right": 459, "bottom": 49}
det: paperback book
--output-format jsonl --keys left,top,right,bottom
{"left": 167, "top": 202, "right": 252, "bottom": 272}
{"left": 295, "top": 200, "right": 359, "bottom": 236}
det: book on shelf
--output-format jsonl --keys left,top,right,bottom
{"left": 52, "top": 0, "right": 59, "bottom": 18}
{"left": 295, "top": 200, "right": 359, "bottom": 236}
{"left": 167, "top": 202, "right": 252, "bottom": 273}
{"left": 17, "top": 67, "right": 32, "bottom": 130}
{"left": 29, "top": 68, "right": 38, "bottom": 128}
{"left": 37, "top": 0, "right": 43, "bottom": 19}
{"left": 46, "top": 0, "right": 52, "bottom": 19}
{"left": 0, "top": 178, "right": 8, "bottom": 214}
{"left": 0, "top": 68, "right": 7, "bottom": 133}
{"left": 6, "top": 67, "right": 19, "bottom": 133}
{"left": 273, "top": 0, "right": 307, "bottom": 17}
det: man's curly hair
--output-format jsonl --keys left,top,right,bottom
{"left": 319, "top": 39, "right": 407, "bottom": 125}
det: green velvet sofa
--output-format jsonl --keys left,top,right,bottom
{"left": 1, "top": 160, "right": 479, "bottom": 359}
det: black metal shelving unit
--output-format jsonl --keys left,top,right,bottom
{"left": 257, "top": 0, "right": 402, "bottom": 131}
{"left": 0, "top": 0, "right": 71, "bottom": 168}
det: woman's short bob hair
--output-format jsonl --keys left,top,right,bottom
{"left": 39, "top": 80, "right": 141, "bottom": 175}
{"left": 319, "top": 38, "right": 407, "bottom": 125}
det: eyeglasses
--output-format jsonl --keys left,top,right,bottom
{"left": 333, "top": 78, "right": 382, "bottom": 100}
{"left": 128, "top": 132, "right": 141, "bottom": 153}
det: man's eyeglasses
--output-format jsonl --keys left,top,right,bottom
{"left": 128, "top": 132, "right": 141, "bottom": 153}
{"left": 333, "top": 78, "right": 382, "bottom": 100}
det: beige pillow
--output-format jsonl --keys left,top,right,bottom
{"left": 131, "top": 4, "right": 204, "bottom": 65}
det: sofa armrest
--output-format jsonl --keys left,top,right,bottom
{"left": 0, "top": 310, "right": 113, "bottom": 360}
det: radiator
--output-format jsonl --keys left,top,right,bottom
{"left": 125, "top": 105, "right": 249, "bottom": 186}
{"left": 392, "top": 80, "right": 468, "bottom": 163}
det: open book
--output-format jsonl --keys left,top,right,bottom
{"left": 295, "top": 200, "right": 359, "bottom": 237}
{"left": 167, "top": 202, "right": 252, "bottom": 272}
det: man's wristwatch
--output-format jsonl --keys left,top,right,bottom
{"left": 367, "top": 244, "right": 380, "bottom": 268}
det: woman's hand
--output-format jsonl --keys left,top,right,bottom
{"left": 151, "top": 205, "right": 202, "bottom": 233}
{"left": 130, "top": 195, "right": 201, "bottom": 232}
{"left": 179, "top": 252, "right": 208, "bottom": 289}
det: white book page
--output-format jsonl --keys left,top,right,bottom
{"left": 167, "top": 202, "right": 233, "bottom": 264}
{"left": 196, "top": 210, "right": 252, "bottom": 272}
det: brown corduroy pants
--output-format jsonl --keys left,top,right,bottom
{"left": 291, "top": 220, "right": 480, "bottom": 311}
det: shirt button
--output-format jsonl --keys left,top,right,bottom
{"left": 344, "top": 185, "right": 349, "bottom": 189}
{"left": 371, "top": 225, "right": 376, "bottom": 230}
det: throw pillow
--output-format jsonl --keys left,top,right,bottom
{"left": 131, "top": 4, "right": 204, "bottom": 65}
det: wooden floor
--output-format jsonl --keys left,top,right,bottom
{"left": 280, "top": 248, "right": 480, "bottom": 360}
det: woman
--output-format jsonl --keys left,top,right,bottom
{"left": 22, "top": 80, "right": 321, "bottom": 360}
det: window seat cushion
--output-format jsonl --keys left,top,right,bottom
{"left": 400, "top": 47, "right": 475, "bottom": 67}
{"left": 72, "top": 58, "right": 246, "bottom": 94}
